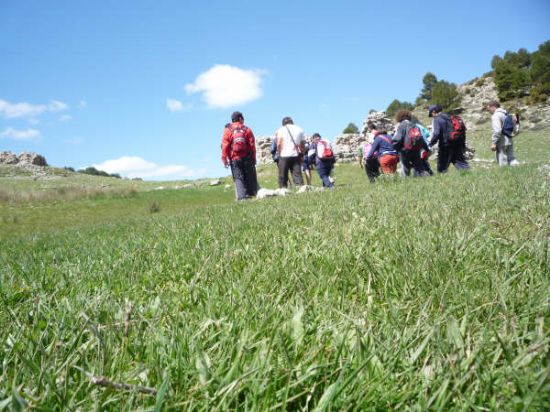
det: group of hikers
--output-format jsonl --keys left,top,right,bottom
{"left": 221, "top": 100, "right": 520, "bottom": 200}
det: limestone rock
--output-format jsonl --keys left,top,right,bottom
{"left": 0, "top": 151, "right": 19, "bottom": 164}
{"left": 17, "top": 152, "right": 48, "bottom": 166}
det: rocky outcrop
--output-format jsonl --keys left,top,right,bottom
{"left": 457, "top": 76, "right": 550, "bottom": 132}
{"left": 0, "top": 151, "right": 48, "bottom": 166}
{"left": 333, "top": 133, "right": 366, "bottom": 162}
{"left": 256, "top": 136, "right": 275, "bottom": 165}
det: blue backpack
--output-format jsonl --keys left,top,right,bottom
{"left": 502, "top": 113, "right": 516, "bottom": 137}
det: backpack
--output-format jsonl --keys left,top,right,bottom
{"left": 317, "top": 139, "right": 334, "bottom": 160}
{"left": 449, "top": 115, "right": 467, "bottom": 142}
{"left": 228, "top": 123, "right": 250, "bottom": 158}
{"left": 502, "top": 113, "right": 516, "bottom": 137}
{"left": 404, "top": 124, "right": 424, "bottom": 151}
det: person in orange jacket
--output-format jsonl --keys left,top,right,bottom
{"left": 221, "top": 111, "right": 259, "bottom": 200}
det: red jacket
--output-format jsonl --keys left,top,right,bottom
{"left": 221, "top": 121, "right": 256, "bottom": 164}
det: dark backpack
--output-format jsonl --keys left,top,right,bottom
{"left": 228, "top": 124, "right": 250, "bottom": 159}
{"left": 502, "top": 113, "right": 516, "bottom": 137}
{"left": 449, "top": 115, "right": 467, "bottom": 142}
{"left": 404, "top": 124, "right": 424, "bottom": 151}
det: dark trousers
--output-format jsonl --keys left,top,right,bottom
{"left": 364, "top": 158, "right": 380, "bottom": 183}
{"left": 400, "top": 151, "right": 427, "bottom": 177}
{"left": 230, "top": 157, "right": 258, "bottom": 200}
{"left": 278, "top": 156, "right": 303, "bottom": 188}
{"left": 422, "top": 159, "right": 434, "bottom": 175}
{"left": 437, "top": 143, "right": 470, "bottom": 173}
{"left": 316, "top": 160, "right": 334, "bottom": 188}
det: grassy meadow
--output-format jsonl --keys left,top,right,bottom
{"left": 1, "top": 129, "right": 549, "bottom": 410}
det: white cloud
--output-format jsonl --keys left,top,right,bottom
{"left": 49, "top": 100, "right": 69, "bottom": 112}
{"left": 92, "top": 156, "right": 207, "bottom": 180}
{"left": 166, "top": 98, "right": 190, "bottom": 112}
{"left": 59, "top": 114, "right": 72, "bottom": 122}
{"left": 0, "top": 99, "right": 46, "bottom": 119}
{"left": 0, "top": 127, "right": 41, "bottom": 140}
{"left": 0, "top": 98, "right": 69, "bottom": 120}
{"left": 185, "top": 65, "right": 266, "bottom": 108}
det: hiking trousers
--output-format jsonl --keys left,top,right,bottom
{"left": 364, "top": 158, "right": 380, "bottom": 183}
{"left": 278, "top": 156, "right": 303, "bottom": 188}
{"left": 400, "top": 151, "right": 427, "bottom": 177}
{"left": 495, "top": 140, "right": 518, "bottom": 166}
{"left": 316, "top": 160, "right": 334, "bottom": 188}
{"left": 437, "top": 143, "right": 470, "bottom": 173}
{"left": 230, "top": 157, "right": 258, "bottom": 200}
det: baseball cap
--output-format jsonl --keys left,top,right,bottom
{"left": 428, "top": 104, "right": 442, "bottom": 117}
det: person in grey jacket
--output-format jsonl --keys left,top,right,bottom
{"left": 487, "top": 101, "right": 519, "bottom": 166}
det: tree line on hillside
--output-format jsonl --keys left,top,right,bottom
{"left": 64, "top": 166, "right": 121, "bottom": 179}
{"left": 491, "top": 40, "right": 550, "bottom": 103}
{"left": 342, "top": 39, "right": 549, "bottom": 132}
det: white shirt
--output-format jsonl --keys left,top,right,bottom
{"left": 275, "top": 124, "right": 305, "bottom": 157}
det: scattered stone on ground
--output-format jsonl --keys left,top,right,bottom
{"left": 209, "top": 179, "right": 221, "bottom": 186}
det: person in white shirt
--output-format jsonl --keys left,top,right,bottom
{"left": 487, "top": 101, "right": 519, "bottom": 166}
{"left": 275, "top": 116, "right": 305, "bottom": 188}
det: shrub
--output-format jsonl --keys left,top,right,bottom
{"left": 386, "top": 99, "right": 415, "bottom": 118}
{"left": 431, "top": 81, "right": 460, "bottom": 111}
{"left": 342, "top": 123, "right": 359, "bottom": 134}
{"left": 149, "top": 201, "right": 161, "bottom": 214}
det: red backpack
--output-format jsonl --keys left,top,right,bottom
{"left": 404, "top": 124, "right": 424, "bottom": 151}
{"left": 449, "top": 115, "right": 466, "bottom": 142}
{"left": 228, "top": 124, "right": 250, "bottom": 158}
{"left": 316, "top": 139, "right": 334, "bottom": 160}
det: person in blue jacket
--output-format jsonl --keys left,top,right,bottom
{"left": 428, "top": 104, "right": 470, "bottom": 173}
{"left": 307, "top": 133, "right": 335, "bottom": 188}
{"left": 365, "top": 123, "right": 399, "bottom": 179}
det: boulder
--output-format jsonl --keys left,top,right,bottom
{"left": 0, "top": 151, "right": 19, "bottom": 164}
{"left": 17, "top": 152, "right": 48, "bottom": 166}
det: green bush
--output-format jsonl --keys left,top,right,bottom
{"left": 431, "top": 80, "right": 460, "bottom": 111}
{"left": 386, "top": 99, "right": 415, "bottom": 118}
{"left": 342, "top": 122, "right": 359, "bottom": 134}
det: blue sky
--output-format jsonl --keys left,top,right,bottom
{"left": 1, "top": 0, "right": 549, "bottom": 180}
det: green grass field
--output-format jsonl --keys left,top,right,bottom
{"left": 1, "top": 130, "right": 549, "bottom": 410}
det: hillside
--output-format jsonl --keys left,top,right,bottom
{"left": 1, "top": 127, "right": 549, "bottom": 409}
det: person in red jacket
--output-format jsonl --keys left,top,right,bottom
{"left": 221, "top": 111, "right": 259, "bottom": 200}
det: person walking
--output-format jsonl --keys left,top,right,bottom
{"left": 221, "top": 111, "right": 259, "bottom": 200}
{"left": 359, "top": 124, "right": 380, "bottom": 182}
{"left": 365, "top": 123, "right": 399, "bottom": 180}
{"left": 392, "top": 110, "right": 429, "bottom": 177}
{"left": 275, "top": 116, "right": 305, "bottom": 188}
{"left": 307, "top": 133, "right": 335, "bottom": 188}
{"left": 487, "top": 101, "right": 519, "bottom": 166}
{"left": 428, "top": 104, "right": 470, "bottom": 173}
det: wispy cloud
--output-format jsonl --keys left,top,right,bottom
{"left": 0, "top": 127, "right": 41, "bottom": 140}
{"left": 78, "top": 100, "right": 87, "bottom": 109}
{"left": 48, "top": 100, "right": 69, "bottom": 112}
{"left": 0, "top": 98, "right": 69, "bottom": 120}
{"left": 93, "top": 156, "right": 207, "bottom": 180}
{"left": 59, "top": 114, "right": 72, "bottom": 122}
{"left": 166, "top": 98, "right": 190, "bottom": 112}
{"left": 185, "top": 65, "right": 266, "bottom": 108}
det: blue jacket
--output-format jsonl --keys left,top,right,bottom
{"left": 429, "top": 113, "right": 452, "bottom": 147}
{"left": 367, "top": 134, "right": 397, "bottom": 159}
